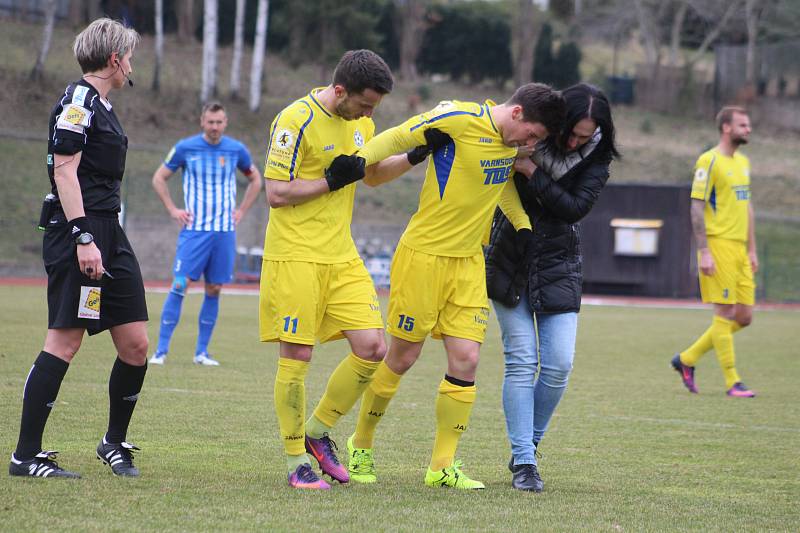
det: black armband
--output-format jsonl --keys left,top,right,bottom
{"left": 52, "top": 137, "right": 85, "bottom": 156}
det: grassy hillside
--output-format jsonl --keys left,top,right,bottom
{"left": 1, "top": 20, "right": 798, "bottom": 297}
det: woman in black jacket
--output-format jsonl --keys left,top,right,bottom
{"left": 486, "top": 84, "right": 619, "bottom": 492}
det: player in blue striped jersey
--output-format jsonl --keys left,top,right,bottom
{"left": 150, "top": 102, "right": 261, "bottom": 366}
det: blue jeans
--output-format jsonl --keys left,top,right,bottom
{"left": 493, "top": 295, "right": 577, "bottom": 466}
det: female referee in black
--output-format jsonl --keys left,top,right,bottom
{"left": 10, "top": 18, "right": 148, "bottom": 478}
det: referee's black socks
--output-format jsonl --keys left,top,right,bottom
{"left": 106, "top": 356, "right": 147, "bottom": 444}
{"left": 14, "top": 351, "right": 69, "bottom": 460}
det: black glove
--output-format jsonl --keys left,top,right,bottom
{"left": 325, "top": 154, "right": 366, "bottom": 191}
{"left": 406, "top": 128, "right": 453, "bottom": 165}
{"left": 515, "top": 228, "right": 534, "bottom": 263}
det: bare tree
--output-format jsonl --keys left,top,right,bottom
{"left": 30, "top": 0, "right": 57, "bottom": 81}
{"left": 69, "top": 0, "right": 84, "bottom": 27}
{"left": 684, "top": 0, "right": 742, "bottom": 66}
{"left": 201, "top": 0, "right": 219, "bottom": 102}
{"left": 634, "top": 0, "right": 740, "bottom": 75}
{"left": 87, "top": 0, "right": 101, "bottom": 21}
{"left": 177, "top": 0, "right": 197, "bottom": 43}
{"left": 153, "top": 0, "right": 164, "bottom": 92}
{"left": 249, "top": 0, "right": 270, "bottom": 111}
{"left": 394, "top": 0, "right": 428, "bottom": 82}
{"left": 633, "top": 0, "right": 671, "bottom": 77}
{"left": 230, "top": 0, "right": 246, "bottom": 98}
{"left": 511, "top": 0, "right": 539, "bottom": 86}
{"left": 745, "top": 0, "right": 762, "bottom": 83}
{"left": 668, "top": 0, "right": 688, "bottom": 66}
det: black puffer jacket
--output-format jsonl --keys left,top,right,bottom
{"left": 485, "top": 152, "right": 610, "bottom": 313}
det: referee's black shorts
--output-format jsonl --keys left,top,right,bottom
{"left": 43, "top": 211, "right": 148, "bottom": 335}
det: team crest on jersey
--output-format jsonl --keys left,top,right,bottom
{"left": 434, "top": 101, "right": 455, "bottom": 112}
{"left": 354, "top": 130, "right": 364, "bottom": 147}
{"left": 275, "top": 129, "right": 294, "bottom": 149}
{"left": 219, "top": 156, "right": 226, "bottom": 166}
{"left": 693, "top": 167, "right": 708, "bottom": 183}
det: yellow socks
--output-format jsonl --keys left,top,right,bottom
{"left": 430, "top": 377, "right": 476, "bottom": 472}
{"left": 353, "top": 361, "right": 402, "bottom": 449}
{"left": 711, "top": 315, "right": 741, "bottom": 388}
{"left": 307, "top": 353, "right": 381, "bottom": 438}
{"left": 274, "top": 357, "right": 309, "bottom": 457}
{"left": 681, "top": 319, "right": 742, "bottom": 367}
{"left": 680, "top": 328, "right": 713, "bottom": 366}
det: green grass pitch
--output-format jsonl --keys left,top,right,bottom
{"left": 0, "top": 285, "right": 797, "bottom": 531}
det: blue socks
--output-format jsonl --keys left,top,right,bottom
{"left": 196, "top": 294, "right": 219, "bottom": 355}
{"left": 156, "top": 291, "right": 184, "bottom": 354}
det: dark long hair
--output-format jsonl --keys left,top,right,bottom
{"left": 558, "top": 83, "right": 620, "bottom": 161}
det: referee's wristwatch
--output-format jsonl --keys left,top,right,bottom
{"left": 75, "top": 232, "right": 94, "bottom": 245}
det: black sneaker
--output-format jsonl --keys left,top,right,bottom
{"left": 510, "top": 463, "right": 544, "bottom": 492}
{"left": 9, "top": 451, "right": 81, "bottom": 478}
{"left": 508, "top": 447, "right": 543, "bottom": 472}
{"left": 96, "top": 439, "right": 140, "bottom": 477}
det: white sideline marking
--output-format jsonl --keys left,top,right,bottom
{"left": 147, "top": 286, "right": 259, "bottom": 296}
{"left": 594, "top": 413, "right": 800, "bottom": 434}
{"left": 5, "top": 376, "right": 798, "bottom": 433}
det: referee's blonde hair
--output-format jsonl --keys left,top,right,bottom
{"left": 73, "top": 18, "right": 139, "bottom": 74}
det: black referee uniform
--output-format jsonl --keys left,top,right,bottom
{"left": 45, "top": 79, "right": 148, "bottom": 333}
{"left": 9, "top": 79, "right": 149, "bottom": 478}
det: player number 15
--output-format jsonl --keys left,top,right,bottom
{"left": 397, "top": 314, "right": 415, "bottom": 332}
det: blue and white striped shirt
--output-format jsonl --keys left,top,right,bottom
{"left": 164, "top": 134, "right": 253, "bottom": 232}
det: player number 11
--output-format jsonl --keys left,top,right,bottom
{"left": 283, "top": 316, "right": 298, "bottom": 334}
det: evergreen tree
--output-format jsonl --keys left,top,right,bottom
{"left": 532, "top": 22, "right": 556, "bottom": 85}
{"left": 554, "top": 41, "right": 582, "bottom": 88}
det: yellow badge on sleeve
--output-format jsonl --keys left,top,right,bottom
{"left": 57, "top": 104, "right": 91, "bottom": 132}
{"left": 64, "top": 105, "right": 88, "bottom": 125}
{"left": 78, "top": 286, "right": 101, "bottom": 319}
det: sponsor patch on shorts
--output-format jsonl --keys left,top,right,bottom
{"left": 78, "top": 286, "right": 101, "bottom": 319}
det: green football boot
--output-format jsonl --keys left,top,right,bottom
{"left": 347, "top": 434, "right": 377, "bottom": 484}
{"left": 424, "top": 460, "right": 485, "bottom": 490}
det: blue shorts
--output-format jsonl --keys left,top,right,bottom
{"left": 173, "top": 230, "right": 236, "bottom": 284}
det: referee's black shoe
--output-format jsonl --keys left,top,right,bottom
{"left": 9, "top": 451, "right": 81, "bottom": 478}
{"left": 510, "top": 462, "right": 544, "bottom": 492}
{"left": 96, "top": 439, "right": 140, "bottom": 477}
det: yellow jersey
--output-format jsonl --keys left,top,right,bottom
{"left": 358, "top": 99, "right": 527, "bottom": 257}
{"left": 263, "top": 88, "right": 375, "bottom": 263}
{"left": 690, "top": 148, "right": 751, "bottom": 242}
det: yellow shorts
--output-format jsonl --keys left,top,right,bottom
{"left": 698, "top": 237, "right": 755, "bottom": 305}
{"left": 259, "top": 258, "right": 383, "bottom": 345}
{"left": 386, "top": 243, "right": 490, "bottom": 343}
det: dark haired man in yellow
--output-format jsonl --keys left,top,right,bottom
{"left": 260, "top": 50, "right": 451, "bottom": 490}
{"left": 343, "top": 83, "right": 565, "bottom": 489}
{"left": 672, "top": 106, "right": 758, "bottom": 398}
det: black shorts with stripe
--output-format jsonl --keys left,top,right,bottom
{"left": 43, "top": 211, "right": 148, "bottom": 335}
